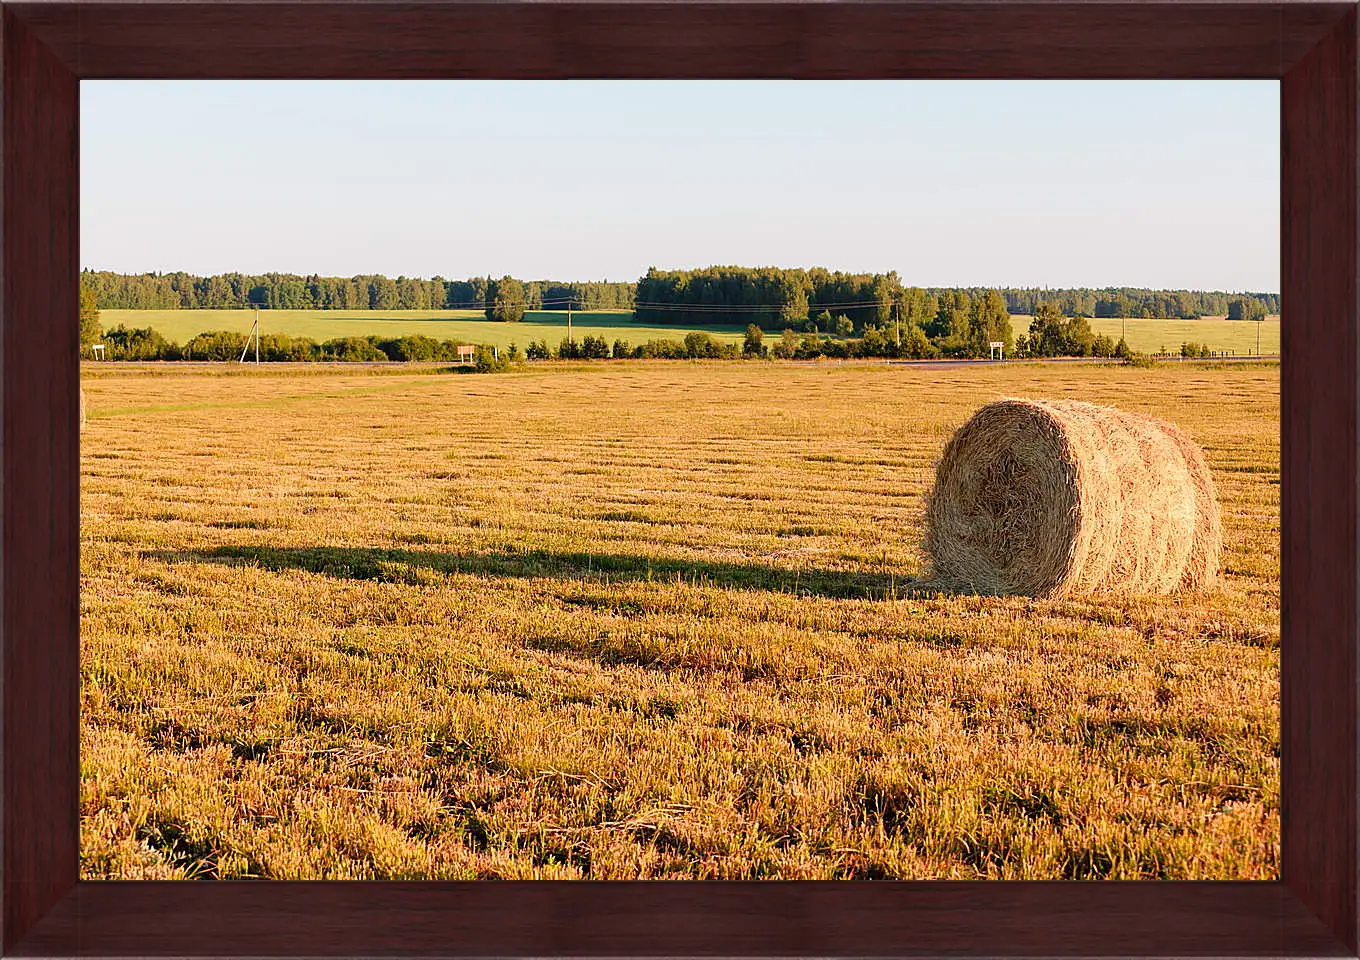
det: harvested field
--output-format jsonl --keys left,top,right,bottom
{"left": 80, "top": 360, "right": 1279, "bottom": 880}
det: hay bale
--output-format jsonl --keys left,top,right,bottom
{"left": 923, "top": 398, "right": 1221, "bottom": 597}
{"left": 1156, "top": 417, "right": 1223, "bottom": 592}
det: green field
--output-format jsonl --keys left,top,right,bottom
{"left": 81, "top": 361, "right": 1278, "bottom": 880}
{"left": 1012, "top": 316, "right": 1280, "bottom": 357}
{"left": 101, "top": 309, "right": 1280, "bottom": 358}
{"left": 100, "top": 309, "right": 747, "bottom": 352}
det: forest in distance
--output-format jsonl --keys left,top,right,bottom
{"left": 83, "top": 267, "right": 1280, "bottom": 324}
{"left": 80, "top": 265, "right": 1281, "bottom": 364}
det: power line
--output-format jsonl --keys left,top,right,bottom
{"left": 629, "top": 299, "right": 895, "bottom": 313}
{"left": 117, "top": 295, "right": 903, "bottom": 314}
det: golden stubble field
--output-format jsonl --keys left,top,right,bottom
{"left": 79, "top": 359, "right": 1280, "bottom": 880}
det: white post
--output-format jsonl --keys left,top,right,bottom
{"left": 240, "top": 306, "right": 260, "bottom": 363}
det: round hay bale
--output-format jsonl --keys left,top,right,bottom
{"left": 79, "top": 385, "right": 86, "bottom": 433}
{"left": 922, "top": 398, "right": 1222, "bottom": 597}
{"left": 1155, "top": 417, "right": 1223, "bottom": 592}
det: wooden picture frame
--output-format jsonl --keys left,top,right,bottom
{"left": 3, "top": 1, "right": 1353, "bottom": 955}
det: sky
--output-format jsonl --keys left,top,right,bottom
{"left": 81, "top": 80, "right": 1279, "bottom": 292}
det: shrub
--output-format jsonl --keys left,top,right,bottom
{"left": 636, "top": 338, "right": 687, "bottom": 359}
{"left": 580, "top": 335, "right": 610, "bottom": 359}
{"left": 683, "top": 332, "right": 723, "bottom": 359}
{"left": 322, "top": 336, "right": 387, "bottom": 361}
{"left": 1029, "top": 305, "right": 1095, "bottom": 357}
{"left": 743, "top": 325, "right": 766, "bottom": 357}
{"left": 183, "top": 329, "right": 248, "bottom": 361}
{"left": 255, "top": 333, "right": 319, "bottom": 361}
{"left": 612, "top": 339, "right": 633, "bottom": 359}
{"left": 526, "top": 340, "right": 550, "bottom": 360}
{"left": 104, "top": 325, "right": 180, "bottom": 360}
{"left": 904, "top": 325, "right": 939, "bottom": 359}
{"left": 377, "top": 334, "right": 442, "bottom": 361}
{"left": 855, "top": 325, "right": 889, "bottom": 358}
{"left": 795, "top": 333, "right": 825, "bottom": 360}
{"left": 472, "top": 344, "right": 508, "bottom": 373}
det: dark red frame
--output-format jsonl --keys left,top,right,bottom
{"left": 2, "top": 1, "right": 1354, "bottom": 956}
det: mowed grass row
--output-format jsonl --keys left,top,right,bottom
{"left": 102, "top": 308, "right": 1281, "bottom": 357}
{"left": 80, "top": 361, "right": 1279, "bottom": 880}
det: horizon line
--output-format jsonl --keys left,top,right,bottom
{"left": 80, "top": 267, "right": 1281, "bottom": 297}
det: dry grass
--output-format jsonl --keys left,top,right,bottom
{"left": 80, "top": 359, "right": 1279, "bottom": 880}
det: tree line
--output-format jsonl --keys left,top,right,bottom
{"left": 634, "top": 266, "right": 1278, "bottom": 328}
{"left": 634, "top": 266, "right": 903, "bottom": 330}
{"left": 985, "top": 286, "right": 1278, "bottom": 320}
{"left": 83, "top": 268, "right": 1277, "bottom": 323}
{"left": 80, "top": 270, "right": 635, "bottom": 312}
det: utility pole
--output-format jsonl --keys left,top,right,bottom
{"left": 239, "top": 305, "right": 261, "bottom": 364}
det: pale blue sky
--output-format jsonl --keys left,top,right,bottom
{"left": 81, "top": 81, "right": 1279, "bottom": 291}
